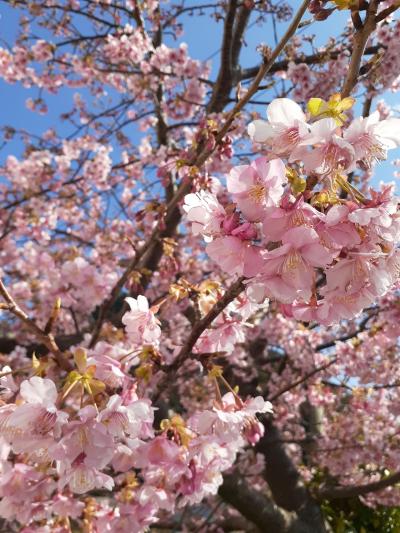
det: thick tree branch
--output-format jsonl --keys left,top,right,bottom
{"left": 256, "top": 419, "right": 327, "bottom": 532}
{"left": 219, "top": 471, "right": 295, "bottom": 532}
{"left": 207, "top": 0, "right": 239, "bottom": 112}
{"left": 231, "top": 4, "right": 252, "bottom": 69}
{"left": 0, "top": 333, "right": 84, "bottom": 357}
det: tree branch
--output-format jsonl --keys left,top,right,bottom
{"left": 153, "top": 277, "right": 245, "bottom": 400}
{"left": 341, "top": 0, "right": 379, "bottom": 98}
{"left": 218, "top": 471, "right": 294, "bottom": 533}
{"left": 317, "top": 470, "right": 400, "bottom": 500}
{"left": 0, "top": 279, "right": 72, "bottom": 371}
{"left": 239, "top": 45, "right": 382, "bottom": 81}
{"left": 268, "top": 358, "right": 337, "bottom": 402}
{"left": 207, "top": 0, "right": 239, "bottom": 112}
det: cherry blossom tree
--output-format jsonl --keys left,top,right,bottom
{"left": 0, "top": 0, "right": 400, "bottom": 531}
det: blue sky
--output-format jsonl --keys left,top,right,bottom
{"left": 0, "top": 1, "right": 399, "bottom": 186}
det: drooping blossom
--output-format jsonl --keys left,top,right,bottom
{"left": 122, "top": 295, "right": 161, "bottom": 345}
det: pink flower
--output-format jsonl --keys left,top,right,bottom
{"left": 59, "top": 459, "right": 114, "bottom": 495}
{"left": 52, "top": 406, "right": 114, "bottom": 470}
{"left": 344, "top": 111, "right": 400, "bottom": 168}
{"left": 191, "top": 392, "right": 272, "bottom": 440}
{"left": 319, "top": 256, "right": 394, "bottom": 323}
{"left": 122, "top": 295, "right": 161, "bottom": 345}
{"left": 183, "top": 190, "right": 225, "bottom": 239}
{"left": 206, "top": 236, "right": 263, "bottom": 277}
{"left": 248, "top": 98, "right": 309, "bottom": 155}
{"left": 0, "top": 367, "right": 17, "bottom": 401}
{"left": 317, "top": 204, "right": 361, "bottom": 250}
{"left": 227, "top": 157, "right": 287, "bottom": 221}
{"left": 348, "top": 186, "right": 399, "bottom": 243}
{"left": 262, "top": 196, "right": 322, "bottom": 242}
{"left": 249, "top": 226, "right": 334, "bottom": 303}
{"left": 98, "top": 395, "right": 154, "bottom": 438}
{"left": 87, "top": 351, "right": 126, "bottom": 388}
{"left": 8, "top": 377, "right": 67, "bottom": 438}
{"left": 243, "top": 418, "right": 265, "bottom": 446}
{"left": 292, "top": 118, "right": 355, "bottom": 174}
{"left": 50, "top": 494, "right": 85, "bottom": 519}
{"left": 136, "top": 436, "right": 184, "bottom": 467}
{"left": 137, "top": 485, "right": 174, "bottom": 512}
{"left": 195, "top": 320, "right": 245, "bottom": 353}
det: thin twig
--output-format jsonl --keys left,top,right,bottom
{"left": 153, "top": 277, "right": 245, "bottom": 401}
{"left": 0, "top": 279, "right": 72, "bottom": 371}
{"left": 317, "top": 470, "right": 400, "bottom": 500}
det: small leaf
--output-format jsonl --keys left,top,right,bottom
{"left": 307, "top": 97, "right": 324, "bottom": 116}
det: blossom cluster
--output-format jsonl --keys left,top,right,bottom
{"left": 184, "top": 97, "right": 400, "bottom": 325}
{"left": 1, "top": 0, "right": 400, "bottom": 529}
{"left": 0, "top": 297, "right": 271, "bottom": 531}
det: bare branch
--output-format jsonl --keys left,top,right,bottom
{"left": 268, "top": 358, "right": 337, "bottom": 402}
{"left": 317, "top": 470, "right": 400, "bottom": 500}
{"left": 341, "top": 1, "right": 379, "bottom": 98}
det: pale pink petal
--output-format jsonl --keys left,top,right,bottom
{"left": 247, "top": 119, "right": 274, "bottom": 142}
{"left": 267, "top": 98, "right": 306, "bottom": 126}
{"left": 373, "top": 118, "right": 400, "bottom": 149}
{"left": 282, "top": 226, "right": 319, "bottom": 248}
{"left": 20, "top": 377, "right": 57, "bottom": 407}
{"left": 301, "top": 243, "right": 333, "bottom": 267}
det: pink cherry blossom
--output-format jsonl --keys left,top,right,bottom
{"left": 291, "top": 117, "right": 355, "bottom": 174}
{"left": 248, "top": 98, "right": 310, "bottom": 155}
{"left": 206, "top": 236, "right": 263, "bottom": 277}
{"left": 182, "top": 190, "right": 225, "bottom": 239}
{"left": 249, "top": 226, "right": 334, "bottom": 303}
{"left": 344, "top": 111, "right": 400, "bottom": 168}
{"left": 122, "top": 295, "right": 161, "bottom": 345}
{"left": 7, "top": 377, "right": 67, "bottom": 439}
{"left": 98, "top": 395, "right": 154, "bottom": 438}
{"left": 227, "top": 157, "right": 287, "bottom": 221}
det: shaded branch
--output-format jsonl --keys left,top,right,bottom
{"left": 317, "top": 470, "right": 400, "bottom": 501}
{"left": 219, "top": 471, "right": 294, "bottom": 532}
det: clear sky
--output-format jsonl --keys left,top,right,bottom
{"left": 0, "top": 1, "right": 399, "bottom": 186}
